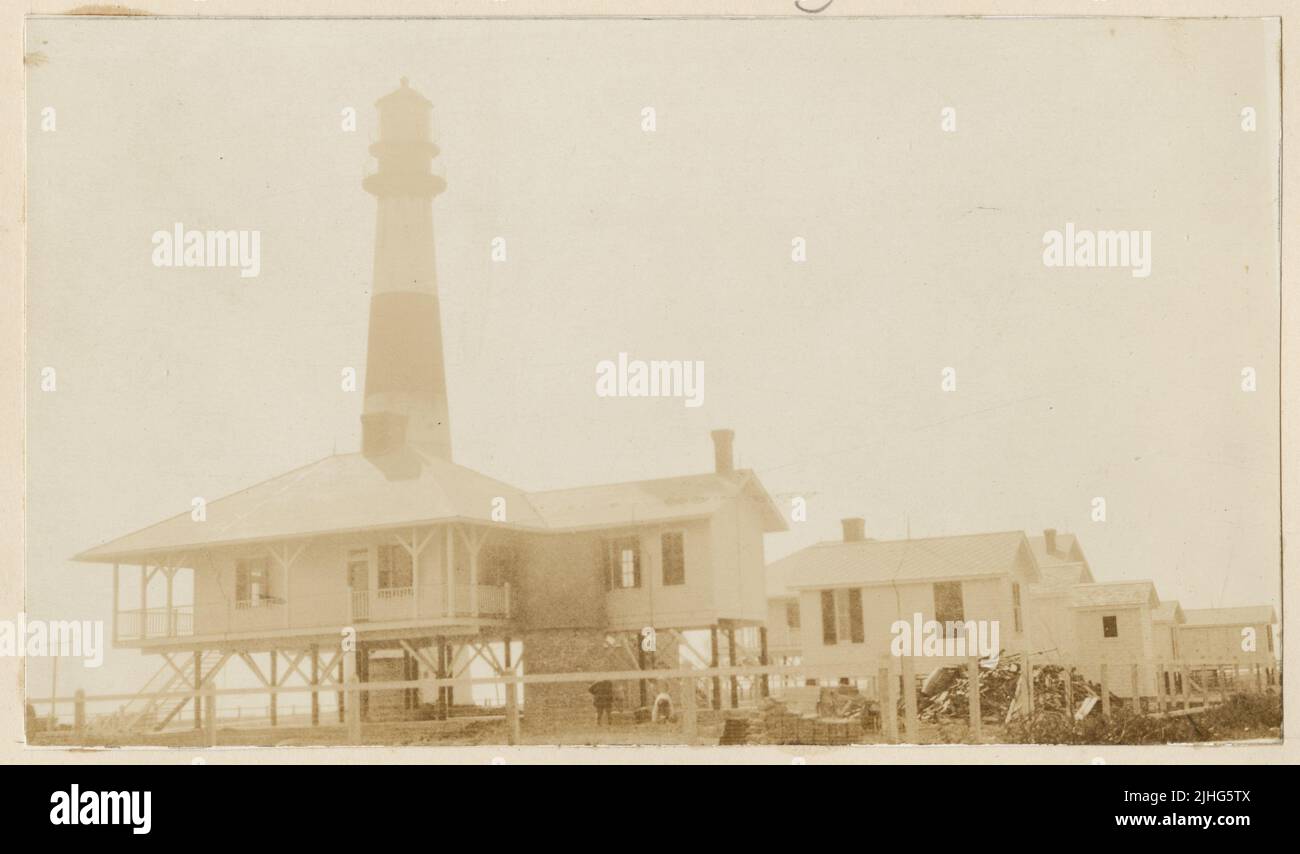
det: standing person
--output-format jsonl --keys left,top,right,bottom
{"left": 589, "top": 679, "right": 614, "bottom": 726}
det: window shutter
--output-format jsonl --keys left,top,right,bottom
{"left": 848, "top": 588, "right": 864, "bottom": 643}
{"left": 821, "top": 590, "right": 837, "bottom": 645}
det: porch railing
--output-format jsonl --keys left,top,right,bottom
{"left": 116, "top": 606, "right": 194, "bottom": 640}
{"left": 116, "top": 584, "right": 511, "bottom": 642}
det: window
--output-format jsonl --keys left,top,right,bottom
{"left": 661, "top": 532, "right": 685, "bottom": 586}
{"left": 820, "top": 589, "right": 863, "bottom": 645}
{"left": 605, "top": 536, "right": 641, "bottom": 590}
{"left": 235, "top": 557, "right": 271, "bottom": 608}
{"left": 1012, "top": 582, "right": 1023, "bottom": 633}
{"left": 377, "top": 544, "right": 413, "bottom": 590}
{"left": 821, "top": 590, "right": 836, "bottom": 645}
{"left": 934, "top": 581, "right": 964, "bottom": 637}
{"left": 847, "top": 589, "right": 864, "bottom": 643}
{"left": 347, "top": 549, "right": 369, "bottom": 592}
{"left": 1102, "top": 615, "right": 1118, "bottom": 638}
{"left": 785, "top": 600, "right": 801, "bottom": 630}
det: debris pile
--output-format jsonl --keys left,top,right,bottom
{"left": 917, "top": 654, "right": 1109, "bottom": 723}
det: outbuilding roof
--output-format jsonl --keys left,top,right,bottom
{"left": 774, "top": 531, "right": 1035, "bottom": 590}
{"left": 1068, "top": 581, "right": 1160, "bottom": 610}
{"left": 1182, "top": 606, "right": 1277, "bottom": 627}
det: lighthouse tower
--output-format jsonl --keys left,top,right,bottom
{"left": 360, "top": 78, "right": 453, "bottom": 463}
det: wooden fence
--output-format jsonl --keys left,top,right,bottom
{"left": 28, "top": 654, "right": 1278, "bottom": 746}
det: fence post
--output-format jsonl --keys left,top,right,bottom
{"left": 204, "top": 693, "right": 217, "bottom": 747}
{"left": 1180, "top": 662, "right": 1191, "bottom": 711}
{"left": 503, "top": 637, "right": 520, "bottom": 746}
{"left": 681, "top": 677, "right": 698, "bottom": 740}
{"left": 1254, "top": 663, "right": 1262, "bottom": 693}
{"left": 1155, "top": 664, "right": 1165, "bottom": 713}
{"left": 901, "top": 655, "right": 918, "bottom": 743}
{"left": 1023, "top": 651, "right": 1034, "bottom": 716}
{"left": 1100, "top": 664, "right": 1111, "bottom": 717}
{"left": 344, "top": 641, "right": 361, "bottom": 741}
{"left": 74, "top": 690, "right": 86, "bottom": 739}
{"left": 967, "top": 658, "right": 982, "bottom": 742}
{"left": 1130, "top": 664, "right": 1140, "bottom": 712}
{"left": 882, "top": 664, "right": 899, "bottom": 743}
{"left": 1063, "top": 665, "right": 1074, "bottom": 716}
{"left": 346, "top": 675, "right": 362, "bottom": 743}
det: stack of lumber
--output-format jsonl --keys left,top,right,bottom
{"left": 750, "top": 694, "right": 868, "bottom": 745}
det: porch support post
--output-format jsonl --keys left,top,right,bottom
{"left": 445, "top": 528, "right": 456, "bottom": 617}
{"left": 140, "top": 564, "right": 148, "bottom": 621}
{"left": 165, "top": 568, "right": 175, "bottom": 636}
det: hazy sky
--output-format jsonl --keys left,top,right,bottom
{"left": 24, "top": 17, "right": 1281, "bottom": 696}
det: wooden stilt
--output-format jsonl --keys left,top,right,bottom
{"left": 310, "top": 644, "right": 320, "bottom": 726}
{"left": 193, "top": 650, "right": 203, "bottom": 729}
{"left": 727, "top": 627, "right": 738, "bottom": 709}
{"left": 709, "top": 626, "right": 721, "bottom": 711}
{"left": 759, "top": 627, "right": 770, "bottom": 698}
{"left": 269, "top": 650, "right": 278, "bottom": 727}
{"left": 967, "top": 658, "right": 982, "bottom": 742}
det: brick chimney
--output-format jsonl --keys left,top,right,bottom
{"left": 711, "top": 429, "right": 735, "bottom": 474}
{"left": 360, "top": 78, "right": 453, "bottom": 462}
{"left": 841, "top": 517, "right": 866, "bottom": 543}
{"left": 1044, "top": 528, "right": 1058, "bottom": 555}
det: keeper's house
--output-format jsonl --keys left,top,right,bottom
{"left": 772, "top": 521, "right": 1039, "bottom": 678}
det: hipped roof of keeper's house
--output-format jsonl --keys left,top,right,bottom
{"left": 74, "top": 452, "right": 787, "bottom": 564}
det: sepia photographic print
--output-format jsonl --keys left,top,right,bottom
{"left": 4, "top": 2, "right": 1297, "bottom": 785}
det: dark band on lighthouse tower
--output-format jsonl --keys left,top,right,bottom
{"left": 361, "top": 78, "right": 453, "bottom": 462}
